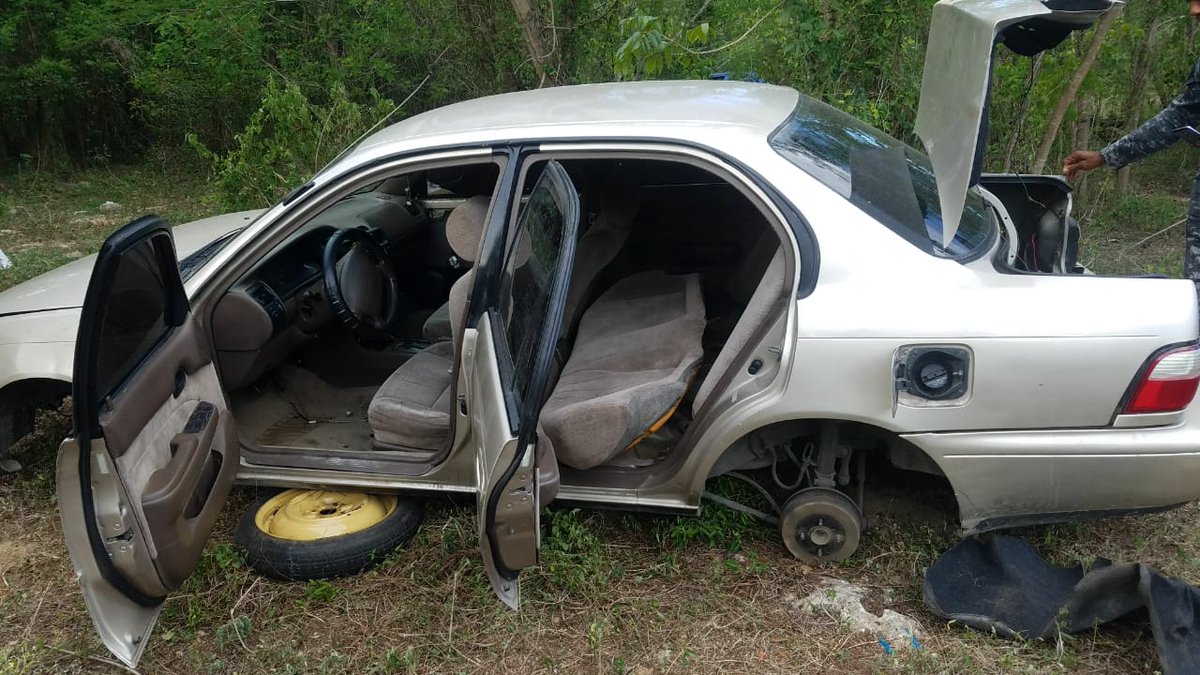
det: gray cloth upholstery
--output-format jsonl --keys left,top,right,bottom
{"left": 368, "top": 341, "right": 455, "bottom": 449}
{"left": 692, "top": 247, "right": 784, "bottom": 414}
{"left": 423, "top": 195, "right": 490, "bottom": 341}
{"left": 446, "top": 268, "right": 473, "bottom": 356}
{"left": 542, "top": 271, "right": 706, "bottom": 470}
{"left": 560, "top": 180, "right": 639, "bottom": 340}
{"left": 374, "top": 198, "right": 488, "bottom": 449}
{"left": 422, "top": 301, "right": 452, "bottom": 341}
{"left": 446, "top": 196, "right": 490, "bottom": 261}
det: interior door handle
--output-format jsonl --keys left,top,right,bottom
{"left": 173, "top": 368, "right": 187, "bottom": 398}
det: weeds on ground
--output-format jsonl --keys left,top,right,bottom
{"left": 538, "top": 509, "right": 613, "bottom": 594}
{"left": 2, "top": 399, "right": 71, "bottom": 498}
{"left": 648, "top": 476, "right": 768, "bottom": 553}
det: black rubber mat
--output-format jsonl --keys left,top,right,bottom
{"left": 924, "top": 535, "right": 1200, "bottom": 675}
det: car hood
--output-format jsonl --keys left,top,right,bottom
{"left": 0, "top": 210, "right": 263, "bottom": 317}
{"left": 916, "top": 0, "right": 1121, "bottom": 246}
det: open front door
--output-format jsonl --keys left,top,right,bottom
{"left": 466, "top": 160, "right": 579, "bottom": 608}
{"left": 57, "top": 215, "right": 238, "bottom": 667}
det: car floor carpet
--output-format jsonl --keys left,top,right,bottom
{"left": 232, "top": 364, "right": 379, "bottom": 451}
{"left": 924, "top": 535, "right": 1200, "bottom": 675}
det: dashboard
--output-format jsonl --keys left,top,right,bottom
{"left": 211, "top": 191, "right": 425, "bottom": 390}
{"left": 210, "top": 188, "right": 473, "bottom": 391}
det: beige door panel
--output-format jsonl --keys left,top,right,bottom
{"left": 472, "top": 159, "right": 580, "bottom": 607}
{"left": 97, "top": 319, "right": 236, "bottom": 590}
{"left": 59, "top": 216, "right": 239, "bottom": 668}
{"left": 469, "top": 318, "right": 538, "bottom": 608}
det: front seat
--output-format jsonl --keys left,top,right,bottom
{"left": 368, "top": 196, "right": 488, "bottom": 450}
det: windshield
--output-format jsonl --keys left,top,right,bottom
{"left": 770, "top": 96, "right": 995, "bottom": 260}
{"left": 178, "top": 228, "right": 243, "bottom": 280}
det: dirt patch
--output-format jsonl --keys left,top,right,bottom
{"left": 0, "top": 540, "right": 36, "bottom": 576}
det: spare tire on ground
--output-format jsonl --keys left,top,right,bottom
{"left": 235, "top": 489, "right": 422, "bottom": 580}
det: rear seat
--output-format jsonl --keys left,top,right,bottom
{"left": 540, "top": 270, "right": 706, "bottom": 471}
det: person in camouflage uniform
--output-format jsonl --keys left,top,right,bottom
{"left": 1063, "top": 0, "right": 1200, "bottom": 300}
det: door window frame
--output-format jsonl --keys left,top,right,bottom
{"left": 485, "top": 159, "right": 581, "bottom": 435}
{"left": 74, "top": 216, "right": 189, "bottom": 440}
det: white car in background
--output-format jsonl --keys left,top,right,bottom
{"left": 5, "top": 0, "right": 1199, "bottom": 669}
{"left": 0, "top": 211, "right": 258, "bottom": 451}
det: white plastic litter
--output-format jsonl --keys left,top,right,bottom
{"left": 0, "top": 248, "right": 10, "bottom": 269}
{"left": 790, "top": 578, "right": 923, "bottom": 651}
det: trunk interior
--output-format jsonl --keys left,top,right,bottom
{"left": 981, "top": 175, "right": 1080, "bottom": 275}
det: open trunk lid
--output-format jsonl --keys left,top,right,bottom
{"left": 916, "top": 0, "right": 1123, "bottom": 247}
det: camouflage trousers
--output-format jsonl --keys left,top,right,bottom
{"left": 1188, "top": 174, "right": 1200, "bottom": 305}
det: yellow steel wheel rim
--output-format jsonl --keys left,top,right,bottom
{"left": 254, "top": 489, "right": 397, "bottom": 541}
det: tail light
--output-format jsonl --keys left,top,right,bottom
{"left": 1123, "top": 345, "right": 1200, "bottom": 414}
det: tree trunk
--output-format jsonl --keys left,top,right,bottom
{"left": 510, "top": 0, "right": 555, "bottom": 87}
{"left": 1003, "top": 53, "right": 1044, "bottom": 172}
{"left": 1117, "top": 18, "right": 1165, "bottom": 195}
{"left": 1031, "top": 5, "right": 1123, "bottom": 174}
{"left": 1073, "top": 94, "right": 1094, "bottom": 203}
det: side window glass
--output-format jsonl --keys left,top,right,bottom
{"left": 94, "top": 237, "right": 172, "bottom": 397}
{"left": 496, "top": 163, "right": 569, "bottom": 406}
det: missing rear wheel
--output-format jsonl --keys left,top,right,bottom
{"left": 779, "top": 487, "right": 863, "bottom": 563}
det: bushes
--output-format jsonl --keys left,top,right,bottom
{"left": 191, "top": 81, "right": 394, "bottom": 210}
{"left": 0, "top": 0, "right": 509, "bottom": 170}
{"left": 1, "top": 0, "right": 1191, "bottom": 215}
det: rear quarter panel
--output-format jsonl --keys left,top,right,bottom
{"left": 776, "top": 160, "right": 1199, "bottom": 432}
{"left": 791, "top": 274, "right": 1198, "bottom": 432}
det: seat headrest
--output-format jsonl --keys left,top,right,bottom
{"left": 594, "top": 176, "right": 640, "bottom": 231}
{"left": 446, "top": 196, "right": 490, "bottom": 262}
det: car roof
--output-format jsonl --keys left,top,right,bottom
{"left": 347, "top": 80, "right": 800, "bottom": 158}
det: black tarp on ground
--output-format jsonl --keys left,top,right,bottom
{"left": 923, "top": 535, "right": 1200, "bottom": 674}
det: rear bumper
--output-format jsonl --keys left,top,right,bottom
{"left": 904, "top": 422, "right": 1200, "bottom": 534}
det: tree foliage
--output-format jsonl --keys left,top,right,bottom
{"left": 189, "top": 81, "right": 394, "bottom": 209}
{"left": 1, "top": 0, "right": 1195, "bottom": 208}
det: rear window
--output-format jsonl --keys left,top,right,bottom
{"left": 770, "top": 96, "right": 995, "bottom": 260}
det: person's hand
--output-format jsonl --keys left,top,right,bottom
{"left": 1062, "top": 150, "right": 1105, "bottom": 179}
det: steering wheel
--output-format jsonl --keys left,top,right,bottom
{"left": 322, "top": 228, "right": 403, "bottom": 338}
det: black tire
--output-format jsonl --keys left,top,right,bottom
{"left": 234, "top": 491, "right": 422, "bottom": 580}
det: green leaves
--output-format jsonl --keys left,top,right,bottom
{"left": 686, "top": 23, "right": 711, "bottom": 47}
{"left": 615, "top": 14, "right": 672, "bottom": 79}
{"left": 191, "top": 80, "right": 395, "bottom": 210}
{"left": 614, "top": 15, "right": 711, "bottom": 80}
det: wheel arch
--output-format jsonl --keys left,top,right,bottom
{"left": 700, "top": 417, "right": 960, "bottom": 521}
{"left": 0, "top": 376, "right": 71, "bottom": 398}
{"left": 0, "top": 377, "right": 72, "bottom": 452}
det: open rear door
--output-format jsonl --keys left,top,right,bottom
{"left": 466, "top": 160, "right": 579, "bottom": 608}
{"left": 57, "top": 215, "right": 238, "bottom": 667}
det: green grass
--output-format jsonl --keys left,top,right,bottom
{"left": 1074, "top": 166, "right": 1192, "bottom": 279}
{"left": 0, "top": 157, "right": 219, "bottom": 293}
